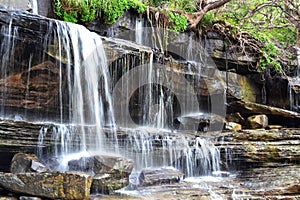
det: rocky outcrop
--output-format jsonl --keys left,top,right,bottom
{"left": 247, "top": 114, "right": 268, "bottom": 129}
{"left": 218, "top": 129, "right": 300, "bottom": 167}
{"left": 68, "top": 154, "right": 134, "bottom": 194}
{"left": 10, "top": 153, "right": 48, "bottom": 173}
{"left": 0, "top": 119, "right": 55, "bottom": 172}
{"left": 0, "top": 171, "right": 92, "bottom": 199}
{"left": 229, "top": 101, "right": 300, "bottom": 126}
{"left": 0, "top": 61, "right": 60, "bottom": 112}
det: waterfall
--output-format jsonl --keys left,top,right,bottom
{"left": 51, "top": 21, "right": 117, "bottom": 153}
{"left": 135, "top": 18, "right": 143, "bottom": 44}
{"left": 112, "top": 128, "right": 220, "bottom": 177}
{"left": 0, "top": 13, "right": 116, "bottom": 158}
{"left": 0, "top": 9, "right": 222, "bottom": 177}
{"left": 29, "top": 0, "right": 38, "bottom": 14}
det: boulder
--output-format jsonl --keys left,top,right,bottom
{"left": 10, "top": 153, "right": 48, "bottom": 173}
{"left": 0, "top": 171, "right": 92, "bottom": 200}
{"left": 247, "top": 114, "right": 268, "bottom": 129}
{"left": 91, "top": 174, "right": 129, "bottom": 194}
{"left": 226, "top": 112, "right": 245, "bottom": 125}
{"left": 176, "top": 113, "right": 225, "bottom": 132}
{"left": 229, "top": 101, "right": 300, "bottom": 127}
{"left": 225, "top": 122, "right": 242, "bottom": 131}
{"left": 68, "top": 154, "right": 134, "bottom": 177}
{"left": 138, "top": 167, "right": 185, "bottom": 186}
{"left": 68, "top": 153, "right": 134, "bottom": 194}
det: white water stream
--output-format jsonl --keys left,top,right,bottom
{"left": 0, "top": 12, "right": 221, "bottom": 177}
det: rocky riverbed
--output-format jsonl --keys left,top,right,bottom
{"left": 0, "top": 118, "right": 299, "bottom": 199}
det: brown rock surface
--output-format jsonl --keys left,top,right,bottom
{"left": 10, "top": 153, "right": 48, "bottom": 173}
{"left": 0, "top": 171, "right": 92, "bottom": 200}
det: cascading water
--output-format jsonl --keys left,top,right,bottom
{"left": 0, "top": 11, "right": 116, "bottom": 167}
{"left": 47, "top": 20, "right": 117, "bottom": 159}
{"left": 112, "top": 127, "right": 220, "bottom": 177}
{"left": 29, "top": 0, "right": 38, "bottom": 14}
{"left": 0, "top": 8, "right": 222, "bottom": 179}
{"left": 135, "top": 18, "right": 143, "bottom": 44}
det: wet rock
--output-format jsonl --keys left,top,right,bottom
{"left": 68, "top": 153, "right": 134, "bottom": 194}
{"left": 225, "top": 122, "right": 242, "bottom": 131}
{"left": 92, "top": 154, "right": 134, "bottom": 177}
{"left": 0, "top": 0, "right": 32, "bottom": 12}
{"left": 10, "top": 153, "right": 48, "bottom": 173}
{"left": 91, "top": 173, "right": 129, "bottom": 194}
{"left": 0, "top": 171, "right": 92, "bottom": 200}
{"left": 229, "top": 129, "right": 300, "bottom": 164}
{"left": 288, "top": 76, "right": 300, "bottom": 112}
{"left": 0, "top": 119, "right": 55, "bottom": 172}
{"left": 238, "top": 165, "right": 300, "bottom": 196}
{"left": 176, "top": 113, "right": 225, "bottom": 132}
{"left": 138, "top": 167, "right": 185, "bottom": 186}
{"left": 229, "top": 101, "right": 300, "bottom": 126}
{"left": 68, "top": 153, "right": 134, "bottom": 177}
{"left": 0, "top": 61, "right": 60, "bottom": 112}
{"left": 19, "top": 197, "right": 42, "bottom": 200}
{"left": 220, "top": 72, "right": 260, "bottom": 102}
{"left": 247, "top": 114, "right": 268, "bottom": 129}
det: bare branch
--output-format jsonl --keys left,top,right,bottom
{"left": 185, "top": 0, "right": 231, "bottom": 29}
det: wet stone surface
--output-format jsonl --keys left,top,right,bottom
{"left": 92, "top": 164, "right": 300, "bottom": 200}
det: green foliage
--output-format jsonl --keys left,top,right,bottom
{"left": 213, "top": 0, "right": 298, "bottom": 72}
{"left": 167, "top": 0, "right": 197, "bottom": 12}
{"left": 53, "top": 0, "right": 146, "bottom": 24}
{"left": 146, "top": 0, "right": 197, "bottom": 12}
{"left": 259, "top": 42, "right": 281, "bottom": 72}
{"left": 128, "top": 0, "right": 146, "bottom": 13}
{"left": 99, "top": 0, "right": 128, "bottom": 24}
{"left": 200, "top": 10, "right": 215, "bottom": 26}
{"left": 168, "top": 12, "right": 188, "bottom": 32}
{"left": 53, "top": 0, "right": 98, "bottom": 23}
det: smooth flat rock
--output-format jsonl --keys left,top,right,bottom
{"left": 138, "top": 167, "right": 185, "bottom": 186}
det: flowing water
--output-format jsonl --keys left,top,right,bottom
{"left": 0, "top": 9, "right": 222, "bottom": 184}
{"left": 30, "top": 0, "right": 38, "bottom": 14}
{"left": 288, "top": 47, "right": 300, "bottom": 111}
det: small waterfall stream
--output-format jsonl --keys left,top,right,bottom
{"left": 30, "top": 0, "right": 38, "bottom": 14}
{"left": 288, "top": 47, "right": 300, "bottom": 112}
